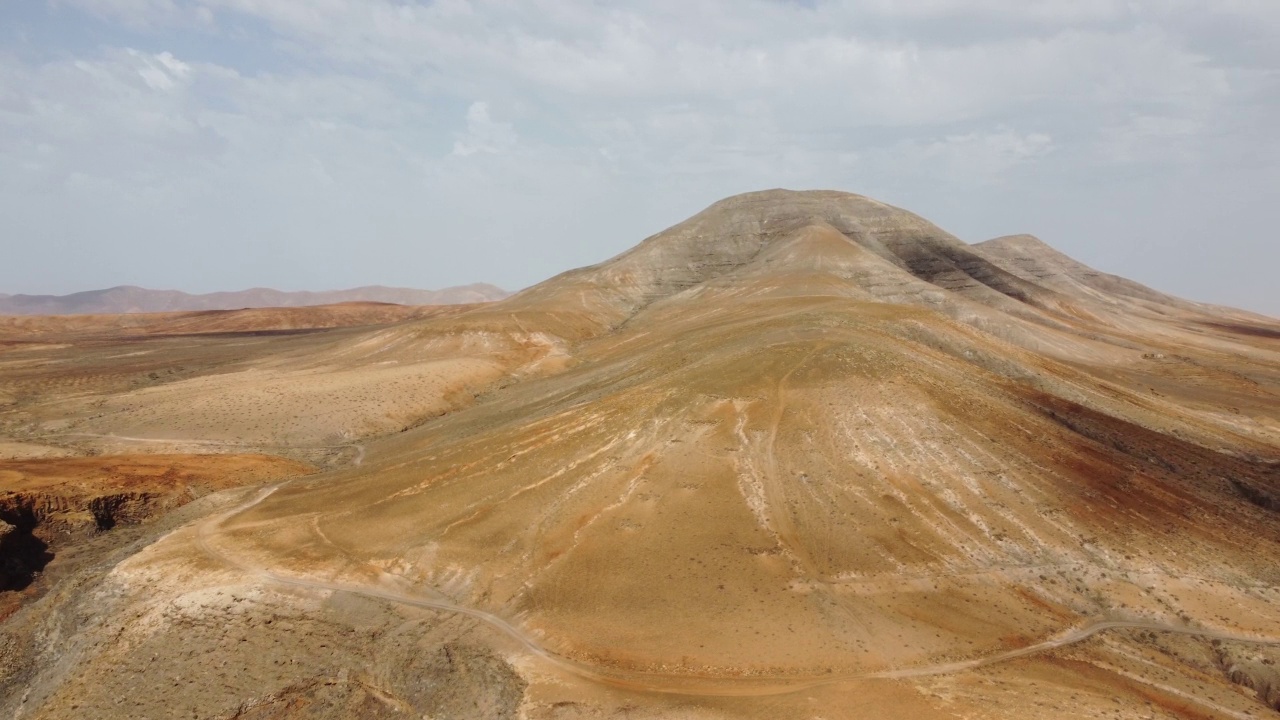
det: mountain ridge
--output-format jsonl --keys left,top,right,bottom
{"left": 0, "top": 283, "right": 509, "bottom": 316}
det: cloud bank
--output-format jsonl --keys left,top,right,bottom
{"left": 2, "top": 1, "right": 1277, "bottom": 313}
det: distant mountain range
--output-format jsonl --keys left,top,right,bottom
{"left": 0, "top": 284, "right": 509, "bottom": 316}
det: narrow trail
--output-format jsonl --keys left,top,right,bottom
{"left": 759, "top": 344, "right": 824, "bottom": 577}
{"left": 193, "top": 484, "right": 1280, "bottom": 698}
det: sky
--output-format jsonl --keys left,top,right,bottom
{"left": 0, "top": 1, "right": 1277, "bottom": 315}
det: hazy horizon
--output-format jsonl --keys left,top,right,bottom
{"left": 2, "top": 2, "right": 1277, "bottom": 316}
{"left": 0, "top": 281, "right": 508, "bottom": 298}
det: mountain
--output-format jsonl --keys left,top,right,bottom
{"left": 4, "top": 190, "right": 1279, "bottom": 720}
{"left": 0, "top": 283, "right": 509, "bottom": 315}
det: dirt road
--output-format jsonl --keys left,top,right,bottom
{"left": 195, "top": 484, "right": 1280, "bottom": 698}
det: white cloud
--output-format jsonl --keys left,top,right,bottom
{"left": 452, "top": 102, "right": 516, "bottom": 157}
{"left": 0, "top": 0, "right": 1277, "bottom": 313}
{"left": 130, "top": 49, "right": 192, "bottom": 91}
{"left": 872, "top": 129, "right": 1056, "bottom": 186}
{"left": 53, "top": 0, "right": 209, "bottom": 28}
{"left": 1095, "top": 114, "right": 1205, "bottom": 166}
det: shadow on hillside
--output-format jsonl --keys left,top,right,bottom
{"left": 0, "top": 509, "right": 55, "bottom": 594}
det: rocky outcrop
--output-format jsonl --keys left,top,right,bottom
{"left": 0, "top": 488, "right": 161, "bottom": 592}
{"left": 1229, "top": 477, "right": 1280, "bottom": 513}
{"left": 1219, "top": 649, "right": 1280, "bottom": 711}
{"left": 0, "top": 489, "right": 167, "bottom": 541}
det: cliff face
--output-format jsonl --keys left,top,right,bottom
{"left": 0, "top": 454, "right": 313, "bottom": 618}
{"left": 0, "top": 487, "right": 167, "bottom": 548}
{"left": 0, "top": 487, "right": 182, "bottom": 607}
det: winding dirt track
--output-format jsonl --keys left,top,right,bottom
{"left": 195, "top": 485, "right": 1280, "bottom": 698}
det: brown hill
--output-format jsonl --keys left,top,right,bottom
{"left": 0, "top": 283, "right": 508, "bottom": 316}
{"left": 4, "top": 190, "right": 1280, "bottom": 720}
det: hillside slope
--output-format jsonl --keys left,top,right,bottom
{"left": 5, "top": 190, "right": 1279, "bottom": 720}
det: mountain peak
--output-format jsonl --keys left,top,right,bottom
{"left": 975, "top": 233, "right": 1052, "bottom": 251}
{"left": 502, "top": 189, "right": 1044, "bottom": 334}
